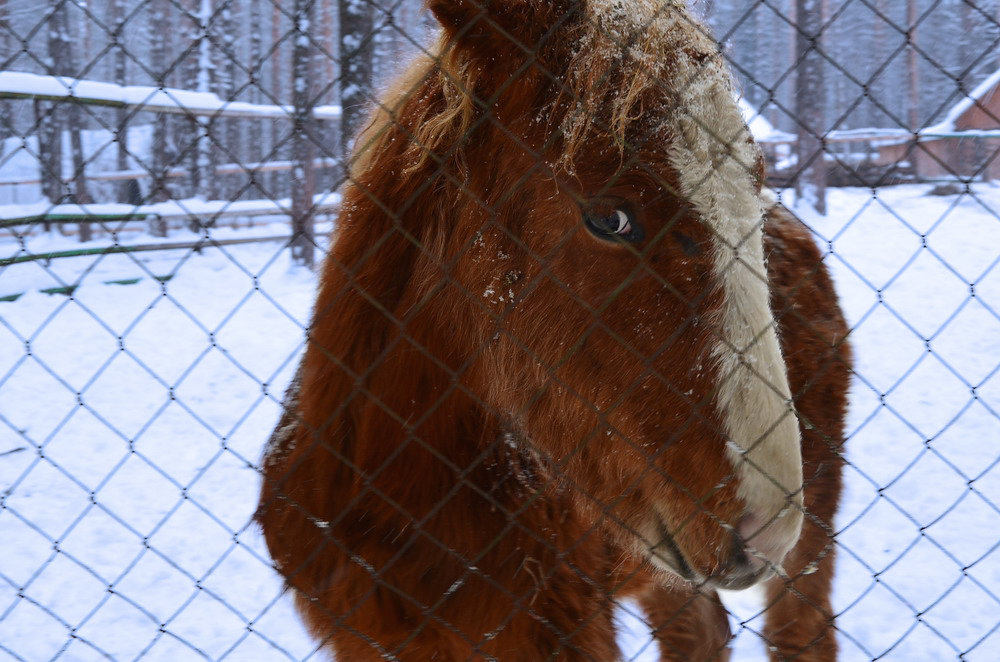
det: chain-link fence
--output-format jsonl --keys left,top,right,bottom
{"left": 1, "top": 1, "right": 999, "bottom": 660}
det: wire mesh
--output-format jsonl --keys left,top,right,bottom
{"left": 1, "top": 0, "right": 999, "bottom": 660}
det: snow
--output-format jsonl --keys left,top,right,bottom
{"left": 1, "top": 183, "right": 1000, "bottom": 660}
{"left": 0, "top": 72, "right": 341, "bottom": 121}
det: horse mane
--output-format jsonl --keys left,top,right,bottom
{"left": 350, "top": 35, "right": 482, "bottom": 182}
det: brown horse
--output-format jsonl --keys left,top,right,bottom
{"left": 256, "top": 1, "right": 851, "bottom": 660}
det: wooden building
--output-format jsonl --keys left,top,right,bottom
{"left": 877, "top": 69, "right": 1000, "bottom": 181}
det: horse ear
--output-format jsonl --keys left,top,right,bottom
{"left": 427, "top": 0, "right": 484, "bottom": 37}
{"left": 429, "top": 0, "right": 577, "bottom": 55}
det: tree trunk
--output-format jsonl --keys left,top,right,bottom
{"left": 291, "top": 0, "right": 317, "bottom": 267}
{"left": 180, "top": 0, "right": 203, "bottom": 202}
{"left": 795, "top": 0, "right": 826, "bottom": 215}
{"left": 959, "top": 0, "right": 977, "bottom": 98}
{"left": 150, "top": 0, "right": 172, "bottom": 203}
{"left": 217, "top": 0, "right": 239, "bottom": 201}
{"left": 270, "top": 0, "right": 284, "bottom": 198}
{"left": 907, "top": 0, "right": 920, "bottom": 131}
{"left": 195, "top": 0, "right": 218, "bottom": 205}
{"left": 319, "top": 0, "right": 336, "bottom": 184}
{"left": 112, "top": 0, "right": 132, "bottom": 203}
{"left": 323, "top": 0, "right": 335, "bottom": 94}
{"left": 248, "top": 0, "right": 264, "bottom": 197}
{"left": 0, "top": 0, "right": 13, "bottom": 146}
{"left": 41, "top": 1, "right": 69, "bottom": 208}
{"left": 52, "top": 1, "right": 91, "bottom": 237}
{"left": 69, "top": 103, "right": 93, "bottom": 237}
{"left": 870, "top": 0, "right": 886, "bottom": 128}
{"left": 35, "top": 99, "right": 63, "bottom": 230}
{"left": 338, "top": 0, "right": 374, "bottom": 175}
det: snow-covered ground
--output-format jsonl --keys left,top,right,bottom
{"left": 1, "top": 183, "right": 999, "bottom": 660}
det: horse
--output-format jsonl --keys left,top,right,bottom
{"left": 256, "top": 1, "right": 852, "bottom": 660}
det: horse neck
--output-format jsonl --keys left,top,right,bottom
{"left": 300, "top": 174, "right": 498, "bottom": 517}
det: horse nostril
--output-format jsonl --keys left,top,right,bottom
{"left": 729, "top": 527, "right": 751, "bottom": 569}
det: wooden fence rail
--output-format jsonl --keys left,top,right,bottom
{"left": 0, "top": 72, "right": 341, "bottom": 121}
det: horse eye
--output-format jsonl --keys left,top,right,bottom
{"left": 583, "top": 208, "right": 644, "bottom": 243}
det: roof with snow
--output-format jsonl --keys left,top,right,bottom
{"left": 738, "top": 98, "right": 795, "bottom": 143}
{"left": 925, "top": 68, "right": 1000, "bottom": 134}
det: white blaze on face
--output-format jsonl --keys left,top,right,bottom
{"left": 585, "top": 0, "right": 804, "bottom": 567}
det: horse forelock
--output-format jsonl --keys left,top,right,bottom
{"left": 350, "top": 36, "right": 482, "bottom": 183}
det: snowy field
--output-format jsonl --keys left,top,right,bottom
{"left": 1, "top": 184, "right": 999, "bottom": 660}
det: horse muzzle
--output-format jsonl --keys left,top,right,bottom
{"left": 648, "top": 513, "right": 793, "bottom": 591}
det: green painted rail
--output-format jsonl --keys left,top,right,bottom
{"left": 0, "top": 234, "right": 289, "bottom": 268}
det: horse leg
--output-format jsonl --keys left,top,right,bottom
{"left": 633, "top": 580, "right": 732, "bottom": 662}
{"left": 761, "top": 457, "right": 841, "bottom": 661}
{"left": 760, "top": 204, "right": 850, "bottom": 661}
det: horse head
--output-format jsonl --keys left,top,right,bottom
{"left": 393, "top": 0, "right": 805, "bottom": 589}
